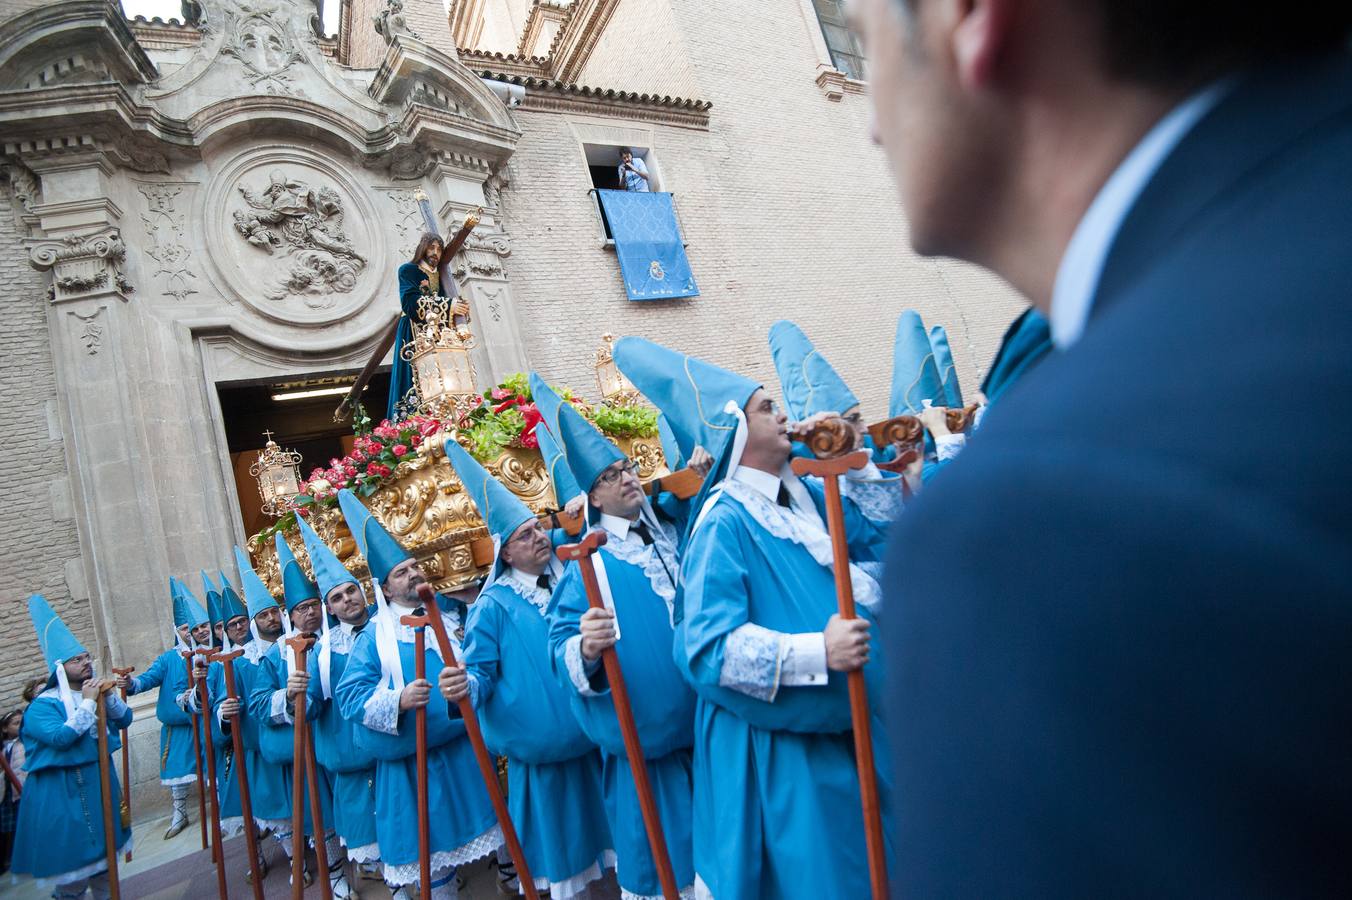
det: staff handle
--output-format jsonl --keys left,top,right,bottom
{"left": 193, "top": 650, "right": 229, "bottom": 899}
{"left": 111, "top": 666, "right": 134, "bottom": 859}
{"left": 181, "top": 651, "right": 210, "bottom": 852}
{"left": 212, "top": 650, "right": 266, "bottom": 900}
{"left": 94, "top": 682, "right": 122, "bottom": 900}
{"left": 417, "top": 584, "right": 541, "bottom": 900}
{"left": 290, "top": 635, "right": 333, "bottom": 900}
{"left": 790, "top": 451, "right": 888, "bottom": 900}
{"left": 398, "top": 615, "right": 433, "bottom": 900}
{"left": 555, "top": 534, "right": 680, "bottom": 900}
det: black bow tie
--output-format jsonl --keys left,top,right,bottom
{"left": 536, "top": 573, "right": 552, "bottom": 591}
{"left": 351, "top": 622, "right": 366, "bottom": 635}
{"left": 631, "top": 520, "right": 654, "bottom": 545}
{"left": 776, "top": 483, "right": 793, "bottom": 508}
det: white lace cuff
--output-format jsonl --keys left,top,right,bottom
{"left": 564, "top": 635, "right": 605, "bottom": 697}
{"left": 718, "top": 623, "right": 785, "bottom": 702}
{"left": 466, "top": 671, "right": 484, "bottom": 710}
{"left": 935, "top": 433, "right": 967, "bottom": 462}
{"left": 779, "top": 632, "right": 828, "bottom": 687}
{"left": 269, "top": 690, "right": 293, "bottom": 726}
{"left": 842, "top": 465, "right": 905, "bottom": 523}
{"left": 67, "top": 699, "right": 97, "bottom": 736}
{"left": 363, "top": 687, "right": 401, "bottom": 735}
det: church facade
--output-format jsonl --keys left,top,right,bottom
{"left": 0, "top": 0, "right": 1021, "bottom": 801}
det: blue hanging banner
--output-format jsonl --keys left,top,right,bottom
{"left": 596, "top": 190, "right": 700, "bottom": 301}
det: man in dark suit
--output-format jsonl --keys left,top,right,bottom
{"left": 850, "top": 0, "right": 1352, "bottom": 895}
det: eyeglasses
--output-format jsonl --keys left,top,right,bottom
{"left": 595, "top": 460, "right": 638, "bottom": 487}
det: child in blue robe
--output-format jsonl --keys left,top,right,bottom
{"left": 124, "top": 577, "right": 211, "bottom": 840}
{"left": 11, "top": 595, "right": 132, "bottom": 898}
{"left": 543, "top": 399, "right": 698, "bottom": 899}
{"left": 438, "top": 437, "right": 614, "bottom": 899}
{"left": 333, "top": 488, "right": 502, "bottom": 899}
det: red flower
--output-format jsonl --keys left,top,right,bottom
{"left": 392, "top": 444, "right": 409, "bottom": 457}
{"left": 344, "top": 465, "right": 358, "bottom": 478}
{"left": 411, "top": 433, "right": 423, "bottom": 448}
{"left": 418, "top": 419, "right": 441, "bottom": 437}
{"left": 490, "top": 387, "right": 510, "bottom": 401}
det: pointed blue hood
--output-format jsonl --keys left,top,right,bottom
{"left": 444, "top": 436, "right": 536, "bottom": 545}
{"left": 218, "top": 570, "right": 248, "bottom": 623}
{"left": 201, "top": 570, "right": 223, "bottom": 629}
{"left": 28, "top": 594, "right": 87, "bottom": 673}
{"left": 171, "top": 577, "right": 210, "bottom": 629}
{"left": 337, "top": 488, "right": 412, "bottom": 585}
{"left": 929, "top": 324, "right": 964, "bottom": 408}
{"left": 890, "top": 310, "right": 946, "bottom": 416}
{"left": 535, "top": 414, "right": 582, "bottom": 506}
{"left": 276, "top": 532, "right": 319, "bottom": 614}
{"left": 556, "top": 399, "right": 625, "bottom": 494}
{"left": 233, "top": 545, "right": 280, "bottom": 620}
{"left": 767, "top": 320, "right": 860, "bottom": 419}
{"left": 296, "top": 515, "right": 360, "bottom": 602}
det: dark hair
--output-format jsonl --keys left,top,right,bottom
{"left": 21, "top": 676, "right": 46, "bottom": 704}
{"left": 0, "top": 710, "right": 21, "bottom": 732}
{"left": 411, "top": 232, "right": 442, "bottom": 266}
{"left": 1092, "top": 3, "right": 1352, "bottom": 87}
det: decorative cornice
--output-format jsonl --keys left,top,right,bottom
{"left": 815, "top": 68, "right": 868, "bottom": 102}
{"left": 547, "top": 0, "right": 621, "bottom": 84}
{"left": 0, "top": 1, "right": 158, "bottom": 88}
{"left": 515, "top": 0, "right": 569, "bottom": 59}
{"left": 456, "top": 48, "right": 549, "bottom": 79}
{"left": 472, "top": 70, "right": 712, "bottom": 128}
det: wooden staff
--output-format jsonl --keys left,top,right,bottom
{"left": 553, "top": 536, "right": 679, "bottom": 900}
{"left": 283, "top": 634, "right": 331, "bottom": 900}
{"left": 211, "top": 649, "right": 266, "bottom": 900}
{"left": 94, "top": 681, "right": 122, "bottom": 900}
{"left": 294, "top": 635, "right": 334, "bottom": 900}
{"left": 643, "top": 466, "right": 704, "bottom": 500}
{"left": 790, "top": 449, "right": 888, "bottom": 900}
{"left": 397, "top": 613, "right": 433, "bottom": 900}
{"left": 193, "top": 650, "right": 229, "bottom": 899}
{"left": 111, "top": 666, "right": 134, "bottom": 860}
{"left": 416, "top": 584, "right": 541, "bottom": 900}
{"left": 181, "top": 650, "right": 210, "bottom": 852}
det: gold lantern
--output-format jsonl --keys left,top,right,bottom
{"left": 593, "top": 333, "right": 640, "bottom": 406}
{"left": 250, "top": 431, "right": 303, "bottom": 516}
{"left": 404, "top": 294, "right": 479, "bottom": 419}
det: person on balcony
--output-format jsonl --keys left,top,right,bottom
{"left": 618, "top": 149, "right": 652, "bottom": 192}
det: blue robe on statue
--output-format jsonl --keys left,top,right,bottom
{"left": 548, "top": 516, "right": 697, "bottom": 898}
{"left": 250, "top": 641, "right": 336, "bottom": 837}
{"left": 128, "top": 647, "right": 201, "bottom": 785}
{"left": 11, "top": 691, "right": 133, "bottom": 882}
{"left": 678, "top": 473, "right": 892, "bottom": 900}
{"left": 464, "top": 573, "right": 613, "bottom": 897}
{"left": 305, "top": 624, "right": 380, "bottom": 860}
{"left": 211, "top": 640, "right": 293, "bottom": 825}
{"left": 386, "top": 262, "right": 435, "bottom": 422}
{"left": 333, "top": 602, "right": 501, "bottom": 886}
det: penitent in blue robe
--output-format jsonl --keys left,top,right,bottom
{"left": 333, "top": 604, "right": 500, "bottom": 885}
{"left": 11, "top": 691, "right": 133, "bottom": 882}
{"left": 199, "top": 658, "right": 243, "bottom": 836}
{"left": 305, "top": 624, "right": 379, "bottom": 859}
{"left": 128, "top": 647, "right": 202, "bottom": 785}
{"left": 678, "top": 477, "right": 892, "bottom": 900}
{"left": 210, "top": 639, "right": 292, "bottom": 825}
{"left": 463, "top": 576, "right": 613, "bottom": 896}
{"left": 250, "top": 642, "right": 335, "bottom": 837}
{"left": 548, "top": 530, "right": 697, "bottom": 898}
{"left": 386, "top": 262, "right": 435, "bottom": 422}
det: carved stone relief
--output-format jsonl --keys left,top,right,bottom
{"left": 29, "top": 229, "right": 133, "bottom": 302}
{"left": 138, "top": 183, "right": 198, "bottom": 302}
{"left": 384, "top": 188, "right": 425, "bottom": 259}
{"left": 373, "top": 0, "right": 419, "bottom": 44}
{"left": 2, "top": 163, "right": 40, "bottom": 215}
{"left": 232, "top": 169, "right": 367, "bottom": 305}
{"left": 220, "top": 2, "right": 307, "bottom": 95}
{"left": 454, "top": 232, "right": 512, "bottom": 281}
{"left": 71, "top": 309, "right": 104, "bottom": 355}
{"left": 112, "top": 137, "right": 171, "bottom": 175}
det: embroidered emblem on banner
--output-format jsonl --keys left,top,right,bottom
{"left": 649, "top": 260, "right": 666, "bottom": 280}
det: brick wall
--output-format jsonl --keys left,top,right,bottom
{"left": 0, "top": 185, "right": 92, "bottom": 712}
{"left": 575, "top": 0, "right": 702, "bottom": 100}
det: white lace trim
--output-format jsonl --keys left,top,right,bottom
{"left": 160, "top": 772, "right": 198, "bottom": 786}
{"left": 245, "top": 637, "right": 275, "bottom": 665}
{"left": 499, "top": 570, "right": 552, "bottom": 615}
{"left": 542, "top": 855, "right": 612, "bottom": 900}
{"left": 381, "top": 823, "right": 503, "bottom": 886}
{"left": 935, "top": 433, "right": 967, "bottom": 462}
{"left": 342, "top": 840, "right": 381, "bottom": 864}
{"left": 40, "top": 834, "right": 132, "bottom": 887}
{"left": 718, "top": 623, "right": 784, "bottom": 702}
{"left": 563, "top": 635, "right": 603, "bottom": 697}
{"left": 269, "top": 689, "right": 293, "bottom": 725}
{"left": 841, "top": 465, "right": 905, "bottom": 524}
{"left": 220, "top": 815, "right": 245, "bottom": 838}
{"left": 694, "top": 873, "right": 713, "bottom": 900}
{"left": 325, "top": 625, "right": 359, "bottom": 655}
{"left": 601, "top": 521, "right": 678, "bottom": 616}
{"left": 621, "top": 883, "right": 696, "bottom": 900}
{"left": 65, "top": 702, "right": 97, "bottom": 738}
{"left": 363, "top": 687, "right": 402, "bottom": 735}
{"left": 715, "top": 479, "right": 882, "bottom": 614}
{"left": 256, "top": 816, "right": 291, "bottom": 834}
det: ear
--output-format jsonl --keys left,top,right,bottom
{"left": 952, "top": 0, "right": 1014, "bottom": 90}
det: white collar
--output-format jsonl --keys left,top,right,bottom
{"left": 1050, "top": 79, "right": 1233, "bottom": 349}
{"left": 599, "top": 513, "right": 640, "bottom": 541}
{"left": 338, "top": 618, "right": 367, "bottom": 635}
{"left": 730, "top": 465, "right": 781, "bottom": 503}
{"left": 506, "top": 566, "right": 549, "bottom": 588}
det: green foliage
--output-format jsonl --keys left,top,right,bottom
{"left": 591, "top": 403, "right": 659, "bottom": 438}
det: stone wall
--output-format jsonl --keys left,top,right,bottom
{"left": 575, "top": 0, "right": 701, "bottom": 100}
{"left": 0, "top": 182, "right": 91, "bottom": 710}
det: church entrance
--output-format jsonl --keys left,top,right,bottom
{"left": 217, "top": 371, "right": 391, "bottom": 538}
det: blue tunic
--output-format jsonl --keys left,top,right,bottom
{"left": 333, "top": 606, "right": 499, "bottom": 878}
{"left": 201, "top": 659, "right": 243, "bottom": 833}
{"left": 305, "top": 625, "right": 379, "bottom": 855}
{"left": 548, "top": 536, "right": 696, "bottom": 897}
{"left": 464, "top": 578, "right": 612, "bottom": 890}
{"left": 678, "top": 477, "right": 892, "bottom": 899}
{"left": 249, "top": 642, "right": 335, "bottom": 835}
{"left": 10, "top": 692, "right": 132, "bottom": 881}
{"left": 210, "top": 641, "right": 292, "bottom": 824}
{"left": 129, "top": 648, "right": 201, "bottom": 785}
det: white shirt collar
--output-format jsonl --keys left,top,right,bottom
{"left": 506, "top": 566, "right": 547, "bottom": 587}
{"left": 598, "top": 513, "right": 638, "bottom": 541}
{"left": 1050, "top": 79, "right": 1233, "bottom": 349}
{"left": 731, "top": 465, "right": 781, "bottom": 502}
